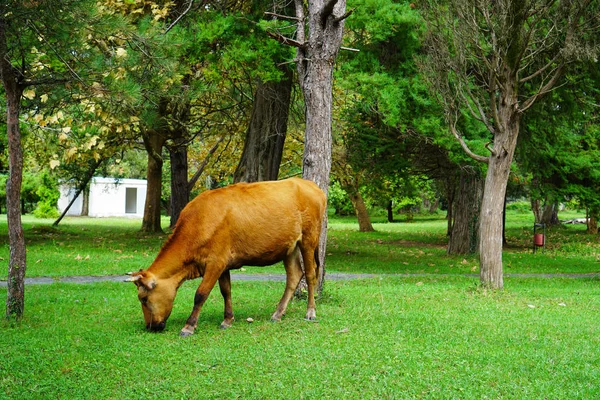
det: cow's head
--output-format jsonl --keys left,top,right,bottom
{"left": 126, "top": 270, "right": 177, "bottom": 332}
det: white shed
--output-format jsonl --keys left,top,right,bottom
{"left": 58, "top": 177, "right": 147, "bottom": 218}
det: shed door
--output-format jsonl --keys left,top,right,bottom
{"left": 125, "top": 188, "right": 137, "bottom": 214}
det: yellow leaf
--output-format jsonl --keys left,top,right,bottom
{"left": 66, "top": 147, "right": 78, "bottom": 160}
{"left": 40, "top": 94, "right": 48, "bottom": 103}
{"left": 23, "top": 89, "right": 36, "bottom": 100}
{"left": 49, "top": 160, "right": 60, "bottom": 169}
{"left": 59, "top": 132, "right": 68, "bottom": 142}
{"left": 115, "top": 47, "right": 128, "bottom": 58}
{"left": 62, "top": 126, "right": 72, "bottom": 133}
{"left": 56, "top": 111, "right": 64, "bottom": 120}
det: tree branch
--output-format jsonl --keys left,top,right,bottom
{"left": 187, "top": 137, "right": 224, "bottom": 191}
{"left": 264, "top": 12, "right": 300, "bottom": 21}
{"left": 266, "top": 30, "right": 306, "bottom": 49}
{"left": 164, "top": 0, "right": 194, "bottom": 34}
{"left": 333, "top": 8, "right": 354, "bottom": 24}
{"left": 448, "top": 116, "right": 489, "bottom": 164}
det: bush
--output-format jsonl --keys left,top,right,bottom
{"left": 506, "top": 200, "right": 531, "bottom": 213}
{"left": 329, "top": 181, "right": 355, "bottom": 216}
{"left": 33, "top": 172, "right": 60, "bottom": 219}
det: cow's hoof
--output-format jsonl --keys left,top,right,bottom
{"left": 179, "top": 329, "right": 194, "bottom": 337}
{"left": 219, "top": 322, "right": 232, "bottom": 330}
{"left": 304, "top": 317, "right": 318, "bottom": 323}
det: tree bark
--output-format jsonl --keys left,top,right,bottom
{"left": 1, "top": 20, "right": 27, "bottom": 318}
{"left": 348, "top": 190, "right": 374, "bottom": 232}
{"left": 141, "top": 130, "right": 166, "bottom": 233}
{"left": 541, "top": 202, "right": 559, "bottom": 226}
{"left": 387, "top": 200, "right": 394, "bottom": 223}
{"left": 168, "top": 140, "right": 189, "bottom": 228}
{"left": 296, "top": 0, "right": 346, "bottom": 292}
{"left": 447, "top": 168, "right": 483, "bottom": 255}
{"left": 478, "top": 84, "right": 520, "bottom": 289}
{"left": 234, "top": 68, "right": 293, "bottom": 184}
{"left": 588, "top": 208, "right": 599, "bottom": 234}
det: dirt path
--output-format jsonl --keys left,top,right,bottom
{"left": 1, "top": 272, "right": 599, "bottom": 287}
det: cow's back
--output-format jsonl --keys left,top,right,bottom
{"left": 175, "top": 178, "right": 326, "bottom": 267}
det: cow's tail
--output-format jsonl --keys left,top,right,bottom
{"left": 314, "top": 246, "right": 321, "bottom": 274}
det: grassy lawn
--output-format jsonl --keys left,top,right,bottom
{"left": 0, "top": 209, "right": 599, "bottom": 279}
{"left": 1, "top": 277, "right": 599, "bottom": 398}
{"left": 1, "top": 210, "right": 600, "bottom": 398}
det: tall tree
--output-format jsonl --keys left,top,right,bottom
{"left": 266, "top": 0, "right": 349, "bottom": 290}
{"left": 0, "top": 0, "right": 97, "bottom": 318}
{"left": 422, "top": 0, "right": 599, "bottom": 289}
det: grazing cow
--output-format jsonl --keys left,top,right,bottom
{"left": 126, "top": 178, "right": 327, "bottom": 337}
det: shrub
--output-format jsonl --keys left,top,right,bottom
{"left": 33, "top": 172, "right": 60, "bottom": 219}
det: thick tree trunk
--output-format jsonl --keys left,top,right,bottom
{"left": 448, "top": 168, "right": 483, "bottom": 255}
{"left": 2, "top": 56, "right": 26, "bottom": 319}
{"left": 168, "top": 141, "right": 188, "bottom": 228}
{"left": 141, "top": 131, "right": 166, "bottom": 233}
{"left": 541, "top": 202, "right": 559, "bottom": 226}
{"left": 296, "top": 0, "right": 346, "bottom": 292}
{"left": 234, "top": 69, "right": 293, "bottom": 184}
{"left": 479, "top": 93, "right": 520, "bottom": 289}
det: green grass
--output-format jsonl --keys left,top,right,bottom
{"left": 1, "top": 210, "right": 599, "bottom": 279}
{"left": 2, "top": 211, "right": 600, "bottom": 397}
{"left": 2, "top": 277, "right": 600, "bottom": 398}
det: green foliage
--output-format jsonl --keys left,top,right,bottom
{"left": 505, "top": 200, "right": 531, "bottom": 213}
{"left": 32, "top": 172, "right": 60, "bottom": 219}
{"left": 328, "top": 181, "right": 355, "bottom": 216}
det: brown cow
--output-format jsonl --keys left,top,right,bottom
{"left": 126, "top": 177, "right": 327, "bottom": 337}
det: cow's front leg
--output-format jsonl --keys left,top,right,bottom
{"left": 218, "top": 270, "right": 235, "bottom": 329}
{"left": 180, "top": 271, "right": 220, "bottom": 337}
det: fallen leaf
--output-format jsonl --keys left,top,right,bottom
{"left": 336, "top": 328, "right": 349, "bottom": 334}
{"left": 528, "top": 304, "right": 536, "bottom": 309}
{"left": 246, "top": 317, "right": 254, "bottom": 323}
{"left": 558, "top": 302, "right": 566, "bottom": 307}
{"left": 415, "top": 281, "right": 424, "bottom": 286}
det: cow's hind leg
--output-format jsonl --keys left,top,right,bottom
{"left": 218, "top": 270, "right": 235, "bottom": 329}
{"left": 180, "top": 270, "right": 221, "bottom": 337}
{"left": 303, "top": 246, "right": 319, "bottom": 321}
{"left": 271, "top": 247, "right": 303, "bottom": 322}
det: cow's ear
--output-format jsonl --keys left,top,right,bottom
{"left": 139, "top": 272, "right": 157, "bottom": 291}
{"left": 125, "top": 270, "right": 156, "bottom": 291}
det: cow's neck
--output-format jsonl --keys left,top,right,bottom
{"left": 147, "top": 246, "right": 200, "bottom": 287}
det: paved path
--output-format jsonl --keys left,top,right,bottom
{"left": 1, "top": 272, "right": 599, "bottom": 287}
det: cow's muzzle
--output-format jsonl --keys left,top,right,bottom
{"left": 146, "top": 321, "right": 166, "bottom": 332}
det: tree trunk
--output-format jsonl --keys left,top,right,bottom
{"left": 141, "top": 131, "right": 166, "bottom": 233}
{"left": 234, "top": 69, "right": 293, "bottom": 184}
{"left": 348, "top": 190, "right": 374, "bottom": 232}
{"left": 1, "top": 32, "right": 27, "bottom": 318}
{"left": 81, "top": 187, "right": 90, "bottom": 216}
{"left": 531, "top": 198, "right": 542, "bottom": 223}
{"left": 387, "top": 200, "right": 394, "bottom": 223}
{"left": 447, "top": 168, "right": 483, "bottom": 255}
{"left": 479, "top": 90, "right": 520, "bottom": 289}
{"left": 541, "top": 202, "right": 559, "bottom": 226}
{"left": 296, "top": 0, "right": 346, "bottom": 292}
{"left": 588, "top": 207, "right": 599, "bottom": 234}
{"left": 168, "top": 141, "right": 189, "bottom": 228}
